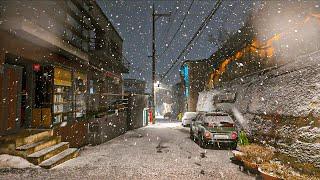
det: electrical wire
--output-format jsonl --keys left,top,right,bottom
{"left": 157, "top": 0, "right": 195, "bottom": 60}
{"left": 158, "top": 0, "right": 180, "bottom": 52}
{"left": 160, "top": 0, "right": 223, "bottom": 81}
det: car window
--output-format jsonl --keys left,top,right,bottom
{"left": 196, "top": 114, "right": 204, "bottom": 122}
{"left": 203, "top": 115, "right": 233, "bottom": 123}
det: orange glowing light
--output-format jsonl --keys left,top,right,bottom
{"left": 207, "top": 12, "right": 320, "bottom": 88}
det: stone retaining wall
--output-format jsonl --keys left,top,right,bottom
{"left": 213, "top": 51, "right": 320, "bottom": 168}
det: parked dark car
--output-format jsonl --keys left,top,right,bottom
{"left": 190, "top": 112, "right": 238, "bottom": 149}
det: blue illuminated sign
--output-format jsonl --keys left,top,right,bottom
{"left": 183, "top": 64, "right": 189, "bottom": 98}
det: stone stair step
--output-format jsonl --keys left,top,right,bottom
{"left": 16, "top": 136, "right": 61, "bottom": 157}
{"left": 27, "top": 142, "right": 69, "bottom": 165}
{"left": 15, "top": 130, "right": 53, "bottom": 147}
{"left": 0, "top": 129, "right": 53, "bottom": 147}
{"left": 39, "top": 148, "right": 79, "bottom": 169}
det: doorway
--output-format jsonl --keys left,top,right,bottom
{"left": 143, "top": 108, "right": 149, "bottom": 126}
{"left": 0, "top": 64, "right": 23, "bottom": 135}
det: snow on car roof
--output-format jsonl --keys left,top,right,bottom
{"left": 200, "top": 112, "right": 233, "bottom": 123}
{"left": 204, "top": 112, "right": 229, "bottom": 116}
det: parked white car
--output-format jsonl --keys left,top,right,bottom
{"left": 182, "top": 112, "right": 198, "bottom": 127}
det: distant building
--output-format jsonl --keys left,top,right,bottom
{"left": 123, "top": 79, "right": 146, "bottom": 94}
{"left": 122, "top": 79, "right": 149, "bottom": 131}
{"left": 180, "top": 60, "right": 211, "bottom": 112}
{"left": 154, "top": 83, "right": 172, "bottom": 116}
{"left": 171, "top": 82, "right": 184, "bottom": 117}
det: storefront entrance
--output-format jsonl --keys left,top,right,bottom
{"left": 0, "top": 64, "right": 23, "bottom": 135}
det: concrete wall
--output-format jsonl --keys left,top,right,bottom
{"left": 213, "top": 51, "right": 320, "bottom": 168}
{"left": 127, "top": 94, "right": 148, "bottom": 130}
{"left": 87, "top": 112, "right": 127, "bottom": 145}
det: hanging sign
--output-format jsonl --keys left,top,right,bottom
{"left": 33, "top": 64, "right": 41, "bottom": 72}
{"left": 54, "top": 67, "right": 72, "bottom": 86}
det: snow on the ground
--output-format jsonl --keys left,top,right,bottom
{"left": 0, "top": 154, "right": 37, "bottom": 169}
{"left": 148, "top": 121, "right": 181, "bottom": 128}
{"left": 0, "top": 121, "right": 253, "bottom": 180}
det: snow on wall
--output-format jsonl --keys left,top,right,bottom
{"left": 208, "top": 50, "right": 320, "bottom": 168}
{"left": 196, "top": 90, "right": 216, "bottom": 112}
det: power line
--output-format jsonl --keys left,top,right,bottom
{"left": 158, "top": 0, "right": 180, "bottom": 51}
{"left": 160, "top": 0, "right": 223, "bottom": 81}
{"left": 164, "top": 61, "right": 183, "bottom": 83}
{"left": 157, "top": 0, "right": 195, "bottom": 60}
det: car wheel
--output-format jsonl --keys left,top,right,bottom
{"left": 199, "top": 136, "right": 207, "bottom": 149}
{"left": 190, "top": 133, "right": 194, "bottom": 140}
{"left": 190, "top": 130, "right": 195, "bottom": 140}
{"left": 231, "top": 142, "right": 237, "bottom": 150}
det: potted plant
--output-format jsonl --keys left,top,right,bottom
{"left": 239, "top": 144, "right": 274, "bottom": 171}
{"left": 232, "top": 131, "right": 249, "bottom": 161}
{"left": 259, "top": 162, "right": 285, "bottom": 180}
{"left": 259, "top": 162, "right": 319, "bottom": 180}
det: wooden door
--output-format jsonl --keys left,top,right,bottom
{"left": 0, "top": 64, "right": 22, "bottom": 135}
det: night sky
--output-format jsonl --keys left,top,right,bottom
{"left": 97, "top": 0, "right": 256, "bottom": 92}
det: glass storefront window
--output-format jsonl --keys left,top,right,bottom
{"left": 53, "top": 67, "right": 73, "bottom": 124}
{"left": 74, "top": 72, "right": 87, "bottom": 119}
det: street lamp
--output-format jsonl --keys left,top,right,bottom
{"left": 155, "top": 81, "right": 160, "bottom": 87}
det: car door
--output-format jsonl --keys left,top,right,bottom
{"left": 190, "top": 114, "right": 199, "bottom": 134}
{"left": 193, "top": 114, "right": 203, "bottom": 137}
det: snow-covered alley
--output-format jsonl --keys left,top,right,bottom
{"left": 0, "top": 121, "right": 253, "bottom": 180}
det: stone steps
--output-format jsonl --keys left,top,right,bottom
{"left": 0, "top": 129, "right": 53, "bottom": 147}
{"left": 0, "top": 129, "right": 79, "bottom": 169}
{"left": 39, "top": 148, "right": 79, "bottom": 169}
{"left": 16, "top": 136, "right": 62, "bottom": 156}
{"left": 27, "top": 142, "right": 69, "bottom": 165}
{"left": 15, "top": 130, "right": 53, "bottom": 147}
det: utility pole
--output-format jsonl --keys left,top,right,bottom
{"left": 151, "top": 3, "right": 170, "bottom": 124}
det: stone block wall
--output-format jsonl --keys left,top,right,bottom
{"left": 213, "top": 51, "right": 320, "bottom": 168}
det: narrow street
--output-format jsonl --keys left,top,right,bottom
{"left": 0, "top": 121, "right": 253, "bottom": 180}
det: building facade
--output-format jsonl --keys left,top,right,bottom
{"left": 123, "top": 78, "right": 146, "bottom": 94}
{"left": 0, "top": 0, "right": 128, "bottom": 147}
{"left": 171, "top": 82, "right": 184, "bottom": 117}
{"left": 180, "top": 60, "right": 211, "bottom": 112}
{"left": 123, "top": 79, "right": 149, "bottom": 134}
